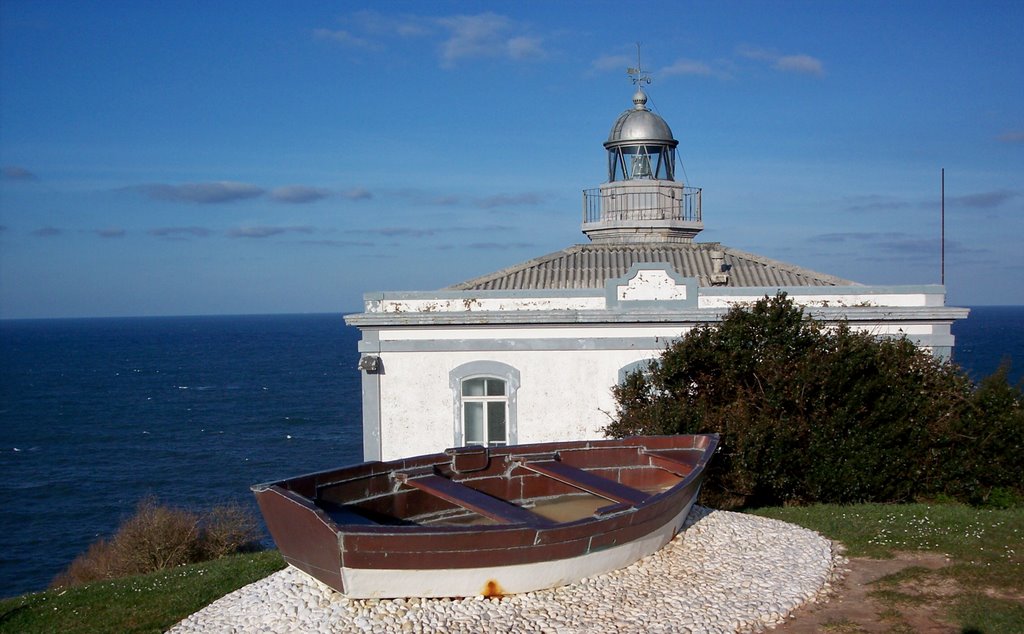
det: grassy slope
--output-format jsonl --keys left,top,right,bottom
{"left": 750, "top": 503, "right": 1024, "bottom": 633}
{"left": 2, "top": 505, "right": 1020, "bottom": 633}
{"left": 0, "top": 551, "right": 284, "bottom": 634}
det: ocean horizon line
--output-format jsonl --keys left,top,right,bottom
{"left": 0, "top": 310, "right": 359, "bottom": 323}
{"left": 3, "top": 303, "right": 1024, "bottom": 323}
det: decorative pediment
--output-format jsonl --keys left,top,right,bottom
{"left": 605, "top": 263, "right": 698, "bottom": 309}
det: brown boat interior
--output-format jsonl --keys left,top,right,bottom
{"left": 292, "top": 442, "right": 707, "bottom": 529}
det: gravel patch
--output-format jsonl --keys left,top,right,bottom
{"left": 168, "top": 506, "right": 843, "bottom": 633}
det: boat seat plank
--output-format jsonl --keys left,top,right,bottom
{"left": 323, "top": 505, "right": 382, "bottom": 526}
{"left": 643, "top": 450, "right": 696, "bottom": 477}
{"left": 404, "top": 475, "right": 553, "bottom": 526}
{"left": 523, "top": 461, "right": 649, "bottom": 506}
{"left": 593, "top": 502, "right": 633, "bottom": 517}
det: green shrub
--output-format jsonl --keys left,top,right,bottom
{"left": 951, "top": 362, "right": 1024, "bottom": 506}
{"left": 606, "top": 294, "right": 1022, "bottom": 508}
{"left": 51, "top": 498, "right": 262, "bottom": 589}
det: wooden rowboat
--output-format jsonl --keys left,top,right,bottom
{"left": 252, "top": 434, "right": 718, "bottom": 598}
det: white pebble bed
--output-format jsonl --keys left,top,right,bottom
{"left": 168, "top": 506, "right": 843, "bottom": 633}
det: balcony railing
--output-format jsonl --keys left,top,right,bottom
{"left": 582, "top": 186, "right": 702, "bottom": 224}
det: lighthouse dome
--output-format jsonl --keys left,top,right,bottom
{"left": 604, "top": 89, "right": 677, "bottom": 149}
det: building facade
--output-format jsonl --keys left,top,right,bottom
{"left": 345, "top": 85, "right": 968, "bottom": 461}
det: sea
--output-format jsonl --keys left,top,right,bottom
{"left": 1, "top": 307, "right": 1022, "bottom": 599}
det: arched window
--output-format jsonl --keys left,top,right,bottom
{"left": 618, "top": 358, "right": 656, "bottom": 385}
{"left": 449, "top": 361, "right": 520, "bottom": 448}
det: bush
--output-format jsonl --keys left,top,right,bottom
{"left": 112, "top": 498, "right": 203, "bottom": 575}
{"left": 199, "top": 503, "right": 261, "bottom": 560}
{"left": 606, "top": 294, "right": 1023, "bottom": 509}
{"left": 51, "top": 498, "right": 262, "bottom": 589}
{"left": 949, "top": 362, "right": 1024, "bottom": 506}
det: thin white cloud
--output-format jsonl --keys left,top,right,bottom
{"left": 148, "top": 227, "right": 212, "bottom": 238}
{"left": 393, "top": 188, "right": 462, "bottom": 205}
{"left": 363, "top": 227, "right": 436, "bottom": 238}
{"left": 475, "top": 192, "right": 546, "bottom": 209}
{"left": 320, "top": 11, "right": 545, "bottom": 67}
{"left": 391, "top": 189, "right": 547, "bottom": 208}
{"left": 813, "top": 231, "right": 910, "bottom": 243}
{"left": 312, "top": 28, "right": 378, "bottom": 50}
{"left": 299, "top": 238, "right": 376, "bottom": 248}
{"left": 269, "top": 186, "right": 331, "bottom": 204}
{"left": 774, "top": 54, "right": 824, "bottom": 76}
{"left": 134, "top": 181, "right": 265, "bottom": 204}
{"left": 342, "top": 187, "right": 373, "bottom": 201}
{"left": 736, "top": 45, "right": 774, "bottom": 62}
{"left": 737, "top": 45, "right": 825, "bottom": 76}
{"left": 842, "top": 195, "right": 914, "bottom": 213}
{"left": 351, "top": 10, "right": 431, "bottom": 38}
{"left": 660, "top": 59, "right": 713, "bottom": 76}
{"left": 436, "top": 13, "right": 535, "bottom": 66}
{"left": 32, "top": 226, "right": 61, "bottom": 237}
{"left": 227, "top": 226, "right": 315, "bottom": 238}
{"left": 506, "top": 36, "right": 544, "bottom": 60}
{"left": 95, "top": 228, "right": 126, "bottom": 238}
{"left": 659, "top": 58, "right": 731, "bottom": 79}
{"left": 590, "top": 54, "right": 632, "bottom": 74}
{"left": 464, "top": 242, "right": 534, "bottom": 250}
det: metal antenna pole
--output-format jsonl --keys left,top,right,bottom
{"left": 627, "top": 42, "right": 651, "bottom": 87}
{"left": 941, "top": 168, "right": 945, "bottom": 285}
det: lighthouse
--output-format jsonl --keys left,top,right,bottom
{"left": 583, "top": 82, "right": 703, "bottom": 244}
{"left": 344, "top": 68, "right": 967, "bottom": 461}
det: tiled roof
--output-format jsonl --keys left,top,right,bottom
{"left": 448, "top": 242, "right": 857, "bottom": 291}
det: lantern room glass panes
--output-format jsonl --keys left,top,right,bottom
{"left": 608, "top": 145, "right": 675, "bottom": 181}
{"left": 461, "top": 377, "right": 508, "bottom": 447}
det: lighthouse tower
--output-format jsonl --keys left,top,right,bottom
{"left": 582, "top": 72, "right": 703, "bottom": 243}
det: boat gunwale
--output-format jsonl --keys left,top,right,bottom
{"left": 255, "top": 434, "right": 718, "bottom": 536}
{"left": 253, "top": 434, "right": 715, "bottom": 491}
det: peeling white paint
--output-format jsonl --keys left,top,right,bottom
{"left": 617, "top": 269, "right": 687, "bottom": 301}
{"left": 374, "top": 297, "right": 606, "bottom": 313}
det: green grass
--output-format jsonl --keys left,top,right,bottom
{"left": 952, "top": 595, "right": 1024, "bottom": 634}
{"left": 0, "top": 550, "right": 284, "bottom": 634}
{"left": 750, "top": 503, "right": 1024, "bottom": 634}
{"left": 749, "top": 502, "right": 1023, "bottom": 562}
{"left": 820, "top": 617, "right": 868, "bottom": 632}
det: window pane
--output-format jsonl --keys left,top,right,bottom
{"left": 464, "top": 403, "right": 483, "bottom": 444}
{"left": 487, "top": 402, "right": 506, "bottom": 444}
{"left": 485, "top": 379, "right": 505, "bottom": 396}
{"left": 462, "top": 378, "right": 486, "bottom": 396}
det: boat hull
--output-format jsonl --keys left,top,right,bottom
{"left": 253, "top": 434, "right": 718, "bottom": 598}
{"left": 338, "top": 495, "right": 697, "bottom": 598}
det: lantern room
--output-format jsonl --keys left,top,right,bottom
{"left": 604, "top": 88, "right": 678, "bottom": 182}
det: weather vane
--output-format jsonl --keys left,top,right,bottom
{"left": 627, "top": 42, "right": 651, "bottom": 86}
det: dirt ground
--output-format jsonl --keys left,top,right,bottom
{"left": 773, "top": 552, "right": 959, "bottom": 633}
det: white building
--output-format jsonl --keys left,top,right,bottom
{"left": 345, "top": 84, "right": 968, "bottom": 462}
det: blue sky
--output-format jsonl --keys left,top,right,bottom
{"left": 1, "top": 1, "right": 1021, "bottom": 319}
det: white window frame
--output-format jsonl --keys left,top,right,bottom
{"left": 449, "top": 361, "right": 520, "bottom": 448}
